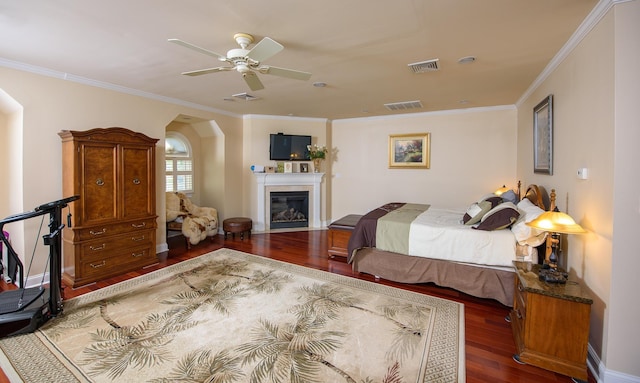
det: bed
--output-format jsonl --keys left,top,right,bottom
{"left": 347, "top": 184, "right": 551, "bottom": 307}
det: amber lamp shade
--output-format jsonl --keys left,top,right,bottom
{"left": 525, "top": 208, "right": 586, "bottom": 235}
{"left": 495, "top": 185, "right": 511, "bottom": 196}
{"left": 526, "top": 207, "right": 585, "bottom": 271}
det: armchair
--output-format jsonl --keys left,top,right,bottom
{"left": 166, "top": 192, "right": 218, "bottom": 249}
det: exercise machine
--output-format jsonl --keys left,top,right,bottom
{"left": 0, "top": 195, "right": 79, "bottom": 338}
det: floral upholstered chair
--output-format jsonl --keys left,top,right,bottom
{"left": 166, "top": 192, "right": 218, "bottom": 249}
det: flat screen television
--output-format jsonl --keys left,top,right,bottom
{"left": 269, "top": 133, "right": 311, "bottom": 161}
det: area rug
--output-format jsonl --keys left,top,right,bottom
{"left": 0, "top": 248, "right": 465, "bottom": 383}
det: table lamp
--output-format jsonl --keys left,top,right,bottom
{"left": 526, "top": 206, "right": 586, "bottom": 283}
{"left": 495, "top": 185, "right": 511, "bottom": 196}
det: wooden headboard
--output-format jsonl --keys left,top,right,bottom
{"left": 522, "top": 184, "right": 548, "bottom": 210}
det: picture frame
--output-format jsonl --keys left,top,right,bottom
{"left": 300, "top": 163, "right": 309, "bottom": 173}
{"left": 283, "top": 162, "right": 293, "bottom": 173}
{"left": 389, "top": 133, "right": 430, "bottom": 169}
{"left": 533, "top": 94, "right": 553, "bottom": 175}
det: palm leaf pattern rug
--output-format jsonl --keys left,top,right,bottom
{"left": 0, "top": 248, "right": 464, "bottom": 382}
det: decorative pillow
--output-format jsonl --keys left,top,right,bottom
{"left": 463, "top": 200, "right": 492, "bottom": 225}
{"left": 474, "top": 202, "right": 520, "bottom": 231}
{"left": 477, "top": 193, "right": 503, "bottom": 208}
{"left": 511, "top": 198, "right": 547, "bottom": 245}
{"left": 500, "top": 189, "right": 518, "bottom": 204}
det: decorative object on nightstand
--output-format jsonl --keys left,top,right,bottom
{"left": 526, "top": 194, "right": 586, "bottom": 283}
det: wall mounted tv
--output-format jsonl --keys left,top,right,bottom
{"left": 269, "top": 133, "right": 311, "bottom": 161}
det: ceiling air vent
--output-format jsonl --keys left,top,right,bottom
{"left": 384, "top": 100, "right": 423, "bottom": 111}
{"left": 232, "top": 92, "right": 259, "bottom": 101}
{"left": 407, "top": 59, "right": 439, "bottom": 73}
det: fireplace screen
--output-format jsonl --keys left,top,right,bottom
{"left": 270, "top": 191, "right": 309, "bottom": 229}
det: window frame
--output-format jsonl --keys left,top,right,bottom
{"left": 165, "top": 132, "right": 194, "bottom": 194}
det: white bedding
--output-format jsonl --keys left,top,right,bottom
{"left": 406, "top": 207, "right": 518, "bottom": 267}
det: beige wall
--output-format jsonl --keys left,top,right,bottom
{"left": 516, "top": 1, "right": 640, "bottom": 379}
{"left": 0, "top": 90, "right": 24, "bottom": 256}
{"left": 0, "top": 66, "right": 244, "bottom": 278}
{"left": 608, "top": 0, "right": 640, "bottom": 378}
{"left": 517, "top": 8, "right": 615, "bottom": 366}
{"left": 331, "top": 107, "right": 518, "bottom": 219}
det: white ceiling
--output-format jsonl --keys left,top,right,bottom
{"left": 0, "top": 0, "right": 599, "bottom": 120}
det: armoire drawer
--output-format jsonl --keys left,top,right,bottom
{"left": 78, "top": 245, "right": 156, "bottom": 281}
{"left": 77, "top": 229, "right": 155, "bottom": 262}
{"left": 73, "top": 218, "right": 157, "bottom": 241}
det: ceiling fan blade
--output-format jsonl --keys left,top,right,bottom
{"left": 168, "top": 38, "right": 226, "bottom": 60}
{"left": 246, "top": 37, "right": 283, "bottom": 62}
{"left": 260, "top": 66, "right": 312, "bottom": 81}
{"left": 181, "top": 67, "right": 233, "bottom": 76}
{"left": 243, "top": 72, "right": 264, "bottom": 91}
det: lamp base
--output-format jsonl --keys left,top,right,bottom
{"left": 539, "top": 268, "right": 568, "bottom": 284}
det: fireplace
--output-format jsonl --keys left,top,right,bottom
{"left": 254, "top": 173, "right": 324, "bottom": 231}
{"left": 270, "top": 191, "right": 309, "bottom": 229}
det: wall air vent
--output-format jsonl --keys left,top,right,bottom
{"left": 384, "top": 100, "right": 423, "bottom": 111}
{"left": 407, "top": 59, "right": 439, "bottom": 73}
{"left": 232, "top": 92, "right": 259, "bottom": 101}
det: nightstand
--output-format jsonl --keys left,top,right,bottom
{"left": 510, "top": 261, "right": 593, "bottom": 381}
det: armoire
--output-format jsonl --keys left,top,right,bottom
{"left": 59, "top": 127, "right": 158, "bottom": 288}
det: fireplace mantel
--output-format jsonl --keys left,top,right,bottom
{"left": 254, "top": 172, "right": 324, "bottom": 231}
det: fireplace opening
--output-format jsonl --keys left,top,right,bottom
{"left": 270, "top": 191, "right": 309, "bottom": 229}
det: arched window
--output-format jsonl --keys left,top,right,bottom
{"left": 165, "top": 132, "right": 193, "bottom": 193}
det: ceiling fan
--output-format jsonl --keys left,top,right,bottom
{"left": 168, "top": 33, "right": 312, "bottom": 91}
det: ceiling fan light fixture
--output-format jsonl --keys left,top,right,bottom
{"left": 233, "top": 33, "right": 254, "bottom": 49}
{"left": 235, "top": 63, "right": 251, "bottom": 74}
{"left": 170, "top": 33, "right": 311, "bottom": 90}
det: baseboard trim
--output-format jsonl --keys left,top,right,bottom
{"left": 602, "top": 368, "right": 640, "bottom": 383}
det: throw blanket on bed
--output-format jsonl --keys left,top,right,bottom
{"left": 347, "top": 203, "right": 405, "bottom": 262}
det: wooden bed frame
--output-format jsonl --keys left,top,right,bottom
{"left": 350, "top": 184, "right": 552, "bottom": 307}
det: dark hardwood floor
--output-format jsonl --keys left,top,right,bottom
{"left": 1, "top": 230, "right": 594, "bottom": 383}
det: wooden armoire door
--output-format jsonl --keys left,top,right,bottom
{"left": 80, "top": 142, "right": 118, "bottom": 225}
{"left": 121, "top": 144, "right": 154, "bottom": 219}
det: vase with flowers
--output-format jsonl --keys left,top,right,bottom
{"left": 307, "top": 144, "right": 328, "bottom": 173}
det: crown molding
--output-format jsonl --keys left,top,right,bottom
{"left": 333, "top": 104, "right": 516, "bottom": 123}
{"left": 0, "top": 56, "right": 241, "bottom": 118}
{"left": 516, "top": 0, "right": 619, "bottom": 107}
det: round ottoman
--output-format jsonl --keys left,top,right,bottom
{"left": 223, "top": 217, "right": 252, "bottom": 240}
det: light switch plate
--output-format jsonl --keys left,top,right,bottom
{"left": 577, "top": 168, "right": 588, "bottom": 179}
